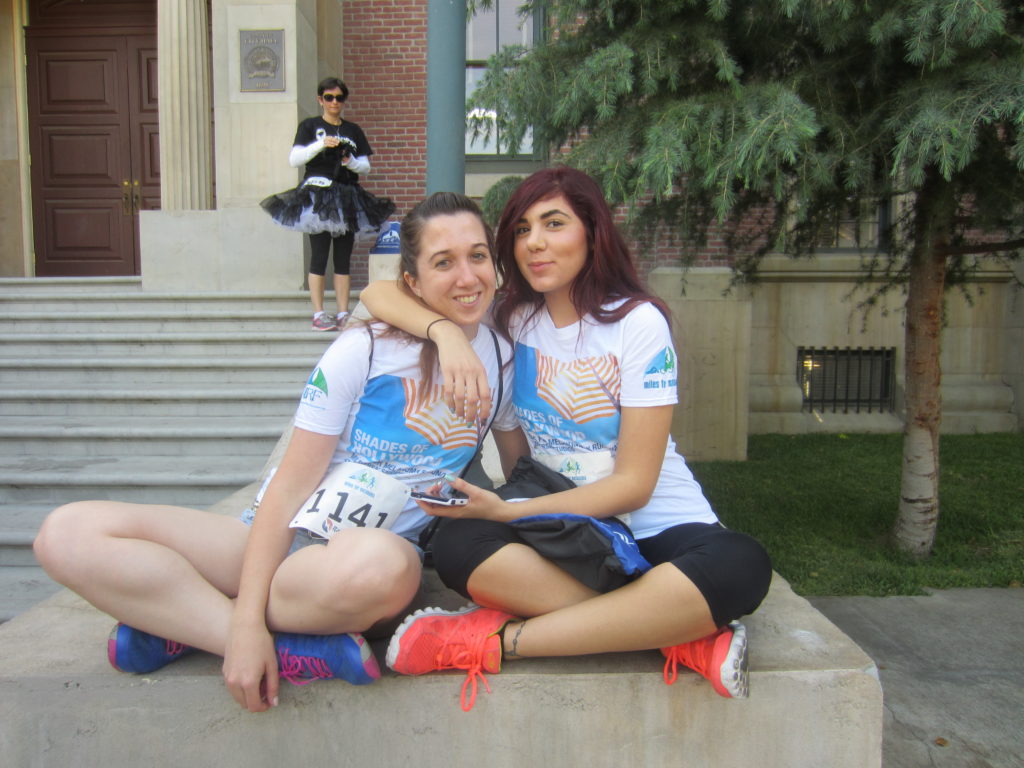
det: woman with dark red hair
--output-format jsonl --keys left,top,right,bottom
{"left": 362, "top": 166, "right": 771, "bottom": 711}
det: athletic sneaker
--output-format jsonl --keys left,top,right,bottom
{"left": 661, "top": 620, "right": 749, "bottom": 698}
{"left": 386, "top": 604, "right": 515, "bottom": 711}
{"left": 311, "top": 312, "right": 337, "bottom": 331}
{"left": 275, "top": 631, "right": 380, "bottom": 686}
{"left": 108, "top": 623, "right": 195, "bottom": 674}
{"left": 335, "top": 311, "right": 350, "bottom": 329}
{"left": 108, "top": 623, "right": 380, "bottom": 686}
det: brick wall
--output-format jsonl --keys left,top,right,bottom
{"left": 342, "top": 0, "right": 429, "bottom": 286}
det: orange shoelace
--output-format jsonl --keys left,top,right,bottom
{"left": 433, "top": 624, "right": 496, "bottom": 711}
{"left": 662, "top": 629, "right": 723, "bottom": 686}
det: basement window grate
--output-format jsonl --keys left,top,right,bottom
{"left": 797, "top": 346, "right": 896, "bottom": 413}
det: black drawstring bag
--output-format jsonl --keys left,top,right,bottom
{"left": 498, "top": 457, "right": 652, "bottom": 593}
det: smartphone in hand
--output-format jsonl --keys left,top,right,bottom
{"left": 410, "top": 491, "right": 468, "bottom": 507}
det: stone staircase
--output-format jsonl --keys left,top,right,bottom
{"left": 0, "top": 277, "right": 341, "bottom": 622}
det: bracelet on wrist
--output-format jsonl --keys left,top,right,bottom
{"left": 426, "top": 317, "right": 454, "bottom": 341}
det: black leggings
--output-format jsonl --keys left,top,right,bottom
{"left": 309, "top": 231, "right": 355, "bottom": 276}
{"left": 431, "top": 518, "right": 772, "bottom": 628}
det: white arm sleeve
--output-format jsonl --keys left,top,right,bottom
{"left": 344, "top": 155, "right": 371, "bottom": 176}
{"left": 289, "top": 140, "right": 325, "bottom": 168}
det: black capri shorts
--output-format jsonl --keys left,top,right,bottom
{"left": 431, "top": 518, "right": 772, "bottom": 628}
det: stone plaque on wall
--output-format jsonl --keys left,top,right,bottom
{"left": 240, "top": 29, "right": 284, "bottom": 92}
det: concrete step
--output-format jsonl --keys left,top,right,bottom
{"left": 0, "top": 356, "right": 317, "bottom": 385}
{"left": 0, "top": 287, "right": 343, "bottom": 313}
{"left": 0, "top": 504, "right": 54, "bottom": 534}
{"left": 0, "top": 569, "right": 883, "bottom": 766}
{"left": 0, "top": 387, "right": 298, "bottom": 417}
{"left": 0, "top": 309, "right": 318, "bottom": 334}
{"left": 0, "top": 276, "right": 142, "bottom": 295}
{"left": 0, "top": 285, "right": 325, "bottom": 626}
{"left": 0, "top": 530, "right": 37, "bottom": 566}
{"left": 0, "top": 332, "right": 333, "bottom": 358}
{"left": 0, "top": 566, "right": 62, "bottom": 624}
{"left": 0, "top": 416, "right": 290, "bottom": 456}
{"left": 0, "top": 454, "right": 264, "bottom": 507}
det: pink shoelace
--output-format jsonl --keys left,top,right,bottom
{"left": 277, "top": 649, "right": 333, "bottom": 685}
{"left": 165, "top": 640, "right": 188, "bottom": 656}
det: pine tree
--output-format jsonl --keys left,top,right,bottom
{"left": 469, "top": 0, "right": 1024, "bottom": 557}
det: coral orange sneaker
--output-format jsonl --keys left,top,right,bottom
{"left": 661, "top": 620, "right": 749, "bottom": 698}
{"left": 386, "top": 604, "right": 516, "bottom": 711}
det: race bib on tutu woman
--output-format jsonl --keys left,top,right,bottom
{"left": 290, "top": 462, "right": 410, "bottom": 538}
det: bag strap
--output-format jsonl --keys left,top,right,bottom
{"left": 459, "top": 327, "right": 503, "bottom": 477}
{"left": 418, "top": 328, "right": 504, "bottom": 553}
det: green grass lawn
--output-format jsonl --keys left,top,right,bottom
{"left": 689, "top": 432, "right": 1024, "bottom": 596}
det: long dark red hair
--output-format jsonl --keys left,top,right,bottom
{"left": 492, "top": 166, "right": 669, "bottom": 336}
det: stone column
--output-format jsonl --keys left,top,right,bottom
{"left": 157, "top": 0, "right": 213, "bottom": 210}
{"left": 650, "top": 267, "right": 752, "bottom": 461}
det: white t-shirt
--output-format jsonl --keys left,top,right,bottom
{"left": 294, "top": 323, "right": 517, "bottom": 540}
{"left": 508, "top": 300, "right": 718, "bottom": 539}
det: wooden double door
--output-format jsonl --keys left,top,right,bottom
{"left": 27, "top": 13, "right": 159, "bottom": 276}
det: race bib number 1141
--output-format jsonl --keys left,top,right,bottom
{"left": 289, "top": 462, "right": 410, "bottom": 539}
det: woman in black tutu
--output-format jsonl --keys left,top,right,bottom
{"left": 261, "top": 77, "right": 395, "bottom": 331}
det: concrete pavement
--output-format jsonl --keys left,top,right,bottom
{"left": 811, "top": 588, "right": 1024, "bottom": 768}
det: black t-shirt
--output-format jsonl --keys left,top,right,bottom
{"left": 293, "top": 117, "right": 374, "bottom": 184}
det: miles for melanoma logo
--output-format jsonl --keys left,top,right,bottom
{"left": 642, "top": 347, "right": 677, "bottom": 390}
{"left": 302, "top": 367, "right": 329, "bottom": 409}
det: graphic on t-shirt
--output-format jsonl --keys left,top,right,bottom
{"left": 559, "top": 457, "right": 583, "bottom": 476}
{"left": 643, "top": 346, "right": 678, "bottom": 391}
{"left": 345, "top": 376, "right": 476, "bottom": 476}
{"left": 302, "top": 367, "right": 329, "bottom": 410}
{"left": 401, "top": 379, "right": 479, "bottom": 449}
{"left": 513, "top": 343, "right": 621, "bottom": 455}
{"left": 535, "top": 350, "right": 620, "bottom": 423}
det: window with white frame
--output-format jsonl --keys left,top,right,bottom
{"left": 466, "top": 1, "right": 537, "bottom": 159}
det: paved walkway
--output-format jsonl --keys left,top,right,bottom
{"left": 811, "top": 587, "right": 1024, "bottom": 768}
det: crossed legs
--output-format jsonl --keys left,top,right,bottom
{"left": 33, "top": 500, "right": 421, "bottom": 655}
{"left": 464, "top": 544, "right": 718, "bottom": 659}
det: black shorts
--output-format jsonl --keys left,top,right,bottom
{"left": 431, "top": 517, "right": 772, "bottom": 628}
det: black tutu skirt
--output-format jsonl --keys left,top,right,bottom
{"left": 260, "top": 181, "right": 395, "bottom": 237}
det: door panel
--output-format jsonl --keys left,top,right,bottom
{"left": 42, "top": 199, "right": 133, "bottom": 269}
{"left": 39, "top": 127, "right": 124, "bottom": 186}
{"left": 130, "top": 42, "right": 160, "bottom": 204}
{"left": 35, "top": 50, "right": 120, "bottom": 115}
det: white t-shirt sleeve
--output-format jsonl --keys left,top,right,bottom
{"left": 294, "top": 327, "right": 373, "bottom": 435}
{"left": 618, "top": 303, "right": 679, "bottom": 408}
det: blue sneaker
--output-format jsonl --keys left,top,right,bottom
{"left": 108, "top": 623, "right": 195, "bottom": 674}
{"left": 275, "top": 631, "right": 380, "bottom": 686}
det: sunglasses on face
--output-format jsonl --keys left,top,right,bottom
{"left": 321, "top": 93, "right": 345, "bottom": 103}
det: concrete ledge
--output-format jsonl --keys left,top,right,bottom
{"left": 1, "top": 477, "right": 881, "bottom": 766}
{"left": 0, "top": 571, "right": 882, "bottom": 766}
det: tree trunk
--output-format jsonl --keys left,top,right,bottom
{"left": 893, "top": 171, "right": 951, "bottom": 557}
